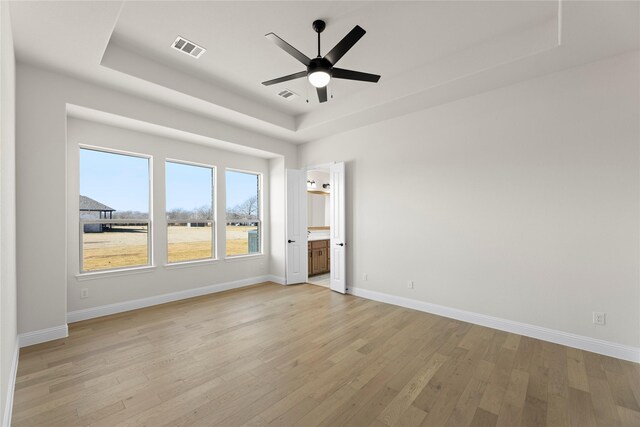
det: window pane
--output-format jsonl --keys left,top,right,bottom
{"left": 166, "top": 161, "right": 214, "bottom": 263}
{"left": 80, "top": 148, "right": 150, "bottom": 272}
{"left": 80, "top": 148, "right": 149, "bottom": 218}
{"left": 167, "top": 224, "right": 213, "bottom": 263}
{"left": 226, "top": 170, "right": 260, "bottom": 256}
{"left": 82, "top": 223, "right": 148, "bottom": 271}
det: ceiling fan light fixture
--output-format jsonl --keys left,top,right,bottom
{"left": 262, "top": 20, "right": 380, "bottom": 103}
{"left": 308, "top": 70, "right": 331, "bottom": 88}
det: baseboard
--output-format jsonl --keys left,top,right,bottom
{"left": 267, "top": 275, "right": 286, "bottom": 285}
{"left": 67, "top": 275, "right": 275, "bottom": 323}
{"left": 2, "top": 338, "right": 19, "bottom": 427}
{"left": 18, "top": 324, "right": 69, "bottom": 348}
{"left": 349, "top": 287, "right": 640, "bottom": 363}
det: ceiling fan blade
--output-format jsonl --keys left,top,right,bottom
{"left": 317, "top": 86, "right": 328, "bottom": 103}
{"left": 262, "top": 71, "right": 307, "bottom": 86}
{"left": 332, "top": 67, "right": 380, "bottom": 83}
{"left": 324, "top": 25, "right": 366, "bottom": 66}
{"left": 265, "top": 33, "right": 311, "bottom": 66}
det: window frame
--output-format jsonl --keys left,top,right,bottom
{"left": 78, "top": 145, "right": 153, "bottom": 274}
{"left": 165, "top": 158, "right": 217, "bottom": 265}
{"left": 225, "top": 168, "right": 263, "bottom": 258}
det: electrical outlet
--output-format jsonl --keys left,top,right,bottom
{"left": 407, "top": 280, "right": 414, "bottom": 289}
{"left": 80, "top": 288, "right": 89, "bottom": 299}
{"left": 593, "top": 312, "right": 606, "bottom": 325}
{"left": 362, "top": 273, "right": 368, "bottom": 281}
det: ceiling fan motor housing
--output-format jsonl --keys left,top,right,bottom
{"left": 308, "top": 57, "right": 333, "bottom": 75}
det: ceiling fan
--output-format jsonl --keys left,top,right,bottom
{"left": 262, "top": 20, "right": 381, "bottom": 103}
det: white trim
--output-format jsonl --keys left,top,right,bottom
{"left": 2, "top": 338, "right": 19, "bottom": 427}
{"left": 165, "top": 157, "right": 216, "bottom": 170}
{"left": 80, "top": 218, "right": 150, "bottom": 225}
{"left": 349, "top": 287, "right": 640, "bottom": 363}
{"left": 224, "top": 254, "right": 265, "bottom": 262}
{"left": 67, "top": 275, "right": 273, "bottom": 323}
{"left": 267, "top": 275, "right": 286, "bottom": 285}
{"left": 163, "top": 258, "right": 219, "bottom": 269}
{"left": 225, "top": 166, "right": 263, "bottom": 176}
{"left": 76, "top": 265, "right": 157, "bottom": 281}
{"left": 18, "top": 325, "right": 69, "bottom": 348}
{"left": 557, "top": 0, "right": 563, "bottom": 46}
{"left": 304, "top": 162, "right": 334, "bottom": 172}
{"left": 79, "top": 143, "right": 151, "bottom": 160}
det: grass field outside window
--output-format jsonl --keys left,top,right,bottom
{"left": 166, "top": 160, "right": 215, "bottom": 264}
{"left": 82, "top": 225, "right": 256, "bottom": 270}
{"left": 226, "top": 169, "right": 261, "bottom": 257}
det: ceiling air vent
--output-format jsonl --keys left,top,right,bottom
{"left": 277, "top": 89, "right": 300, "bottom": 100}
{"left": 172, "top": 36, "right": 206, "bottom": 59}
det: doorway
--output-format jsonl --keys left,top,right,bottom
{"left": 285, "top": 162, "right": 346, "bottom": 293}
{"left": 307, "top": 168, "right": 331, "bottom": 287}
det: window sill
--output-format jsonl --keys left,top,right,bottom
{"left": 224, "top": 254, "right": 264, "bottom": 262}
{"left": 75, "top": 265, "right": 157, "bottom": 281}
{"left": 164, "top": 259, "right": 219, "bottom": 269}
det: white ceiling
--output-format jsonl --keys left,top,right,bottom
{"left": 8, "top": 1, "right": 640, "bottom": 144}
{"left": 110, "top": 1, "right": 557, "bottom": 115}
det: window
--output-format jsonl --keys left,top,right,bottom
{"left": 166, "top": 160, "right": 214, "bottom": 263}
{"left": 225, "top": 170, "right": 261, "bottom": 257}
{"left": 79, "top": 147, "right": 150, "bottom": 272}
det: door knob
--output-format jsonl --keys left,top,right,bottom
{"left": 336, "top": 243, "right": 344, "bottom": 246}
{"left": 288, "top": 240, "right": 295, "bottom": 243}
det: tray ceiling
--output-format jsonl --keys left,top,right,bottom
{"left": 8, "top": 1, "right": 640, "bottom": 143}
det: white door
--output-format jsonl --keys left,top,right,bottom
{"left": 285, "top": 169, "right": 308, "bottom": 284}
{"left": 330, "top": 162, "right": 346, "bottom": 293}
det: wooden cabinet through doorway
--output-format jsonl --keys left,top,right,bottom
{"left": 308, "top": 239, "right": 330, "bottom": 276}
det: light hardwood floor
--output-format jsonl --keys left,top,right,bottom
{"left": 308, "top": 273, "right": 330, "bottom": 288}
{"left": 12, "top": 282, "right": 640, "bottom": 426}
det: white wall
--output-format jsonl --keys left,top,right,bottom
{"left": 66, "top": 118, "right": 271, "bottom": 312}
{"left": 0, "top": 2, "right": 17, "bottom": 423}
{"left": 299, "top": 51, "right": 640, "bottom": 349}
{"left": 16, "top": 63, "right": 295, "bottom": 335}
